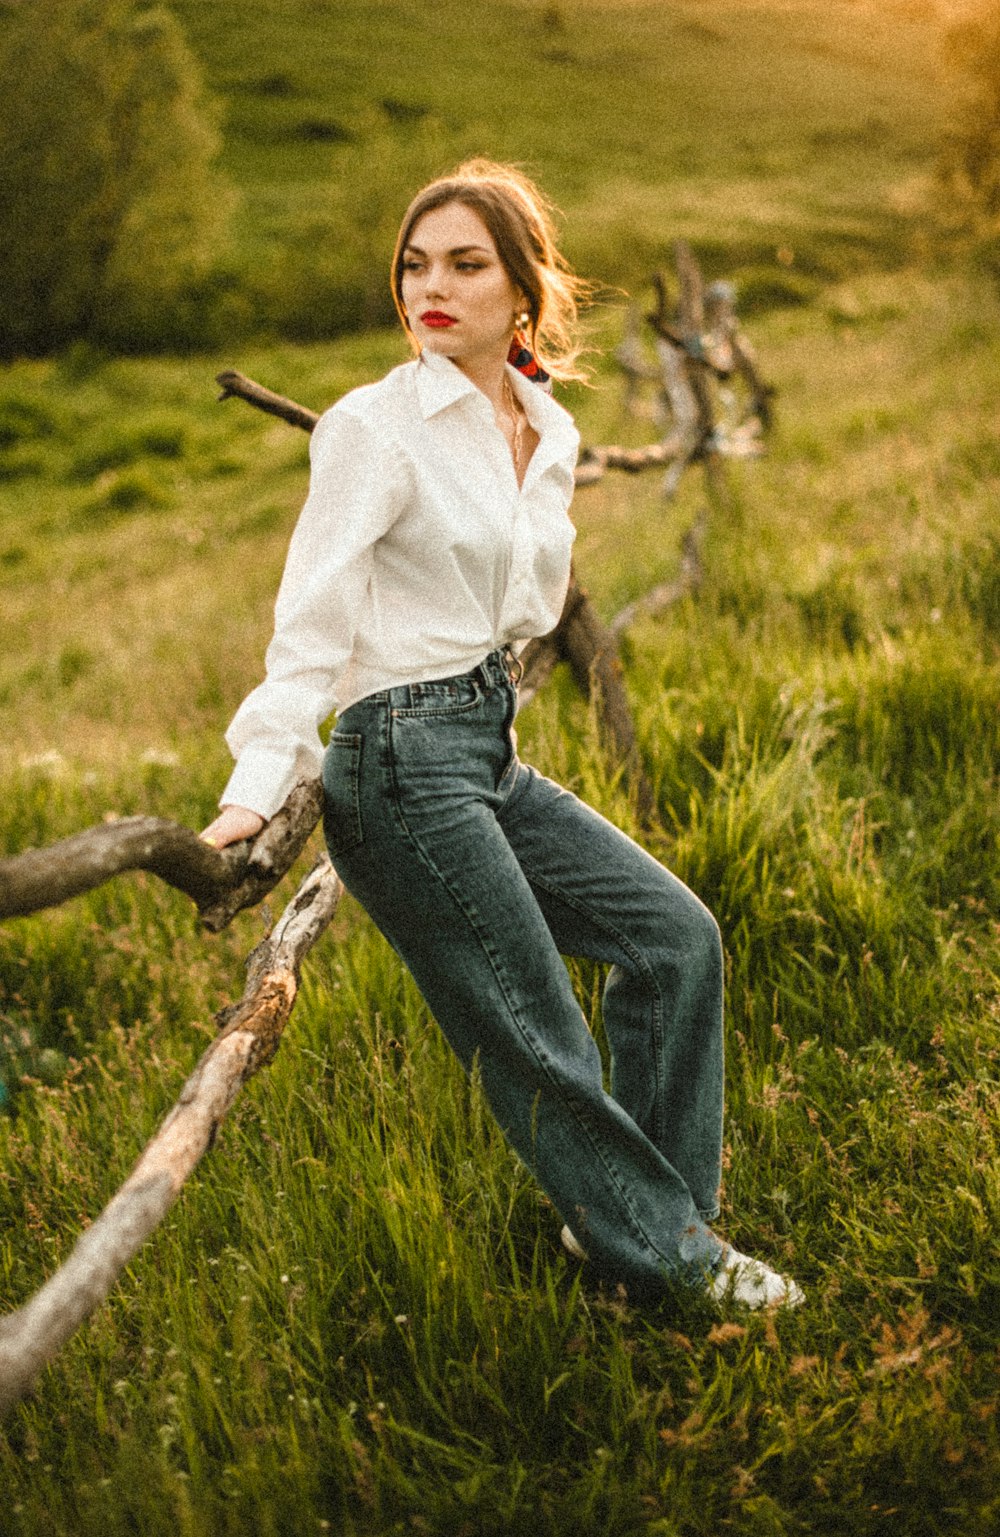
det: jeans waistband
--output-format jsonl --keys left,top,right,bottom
{"left": 473, "top": 645, "right": 523, "bottom": 689}
{"left": 344, "top": 647, "right": 522, "bottom": 717}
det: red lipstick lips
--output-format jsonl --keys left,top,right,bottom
{"left": 420, "top": 311, "right": 457, "bottom": 327}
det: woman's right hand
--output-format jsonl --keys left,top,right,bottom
{"left": 200, "top": 804, "right": 266, "bottom": 850}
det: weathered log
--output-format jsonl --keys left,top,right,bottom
{"left": 0, "top": 780, "right": 324, "bottom": 932}
{"left": 554, "top": 578, "right": 654, "bottom": 815}
{"left": 649, "top": 247, "right": 731, "bottom": 509}
{"left": 653, "top": 335, "right": 703, "bottom": 498}
{"left": 614, "top": 256, "right": 773, "bottom": 487}
{"left": 517, "top": 631, "right": 562, "bottom": 708}
{"left": 199, "top": 781, "right": 324, "bottom": 932}
{"left": 0, "top": 855, "right": 343, "bottom": 1419}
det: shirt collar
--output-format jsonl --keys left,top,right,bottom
{"left": 414, "top": 348, "right": 579, "bottom": 458}
{"left": 505, "top": 361, "right": 578, "bottom": 455}
{"left": 414, "top": 348, "right": 481, "bottom": 419}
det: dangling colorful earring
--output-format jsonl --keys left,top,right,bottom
{"left": 508, "top": 328, "right": 552, "bottom": 393}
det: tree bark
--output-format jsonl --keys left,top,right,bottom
{"left": 0, "top": 780, "right": 324, "bottom": 932}
{"left": 649, "top": 246, "right": 732, "bottom": 510}
{"left": 703, "top": 280, "right": 776, "bottom": 431}
{"left": 0, "top": 855, "right": 343, "bottom": 1419}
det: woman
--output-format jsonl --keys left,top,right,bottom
{"left": 202, "top": 160, "right": 803, "bottom": 1310}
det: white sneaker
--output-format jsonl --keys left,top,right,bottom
{"left": 708, "top": 1246, "right": 804, "bottom": 1310}
{"left": 560, "top": 1224, "right": 587, "bottom": 1260}
{"left": 561, "top": 1228, "right": 804, "bottom": 1310}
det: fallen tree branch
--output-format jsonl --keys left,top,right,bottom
{"left": 609, "top": 515, "right": 707, "bottom": 637}
{"left": 0, "top": 854, "right": 343, "bottom": 1419}
{"left": 703, "top": 280, "right": 776, "bottom": 431}
{"left": 650, "top": 246, "right": 734, "bottom": 510}
{"left": 517, "top": 632, "right": 562, "bottom": 709}
{"left": 573, "top": 438, "right": 687, "bottom": 486}
{"left": 216, "top": 370, "right": 320, "bottom": 433}
{"left": 518, "top": 575, "right": 654, "bottom": 816}
{"left": 0, "top": 779, "right": 324, "bottom": 932}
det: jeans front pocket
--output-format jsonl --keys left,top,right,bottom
{"left": 322, "top": 732, "right": 364, "bottom": 859}
{"left": 395, "top": 672, "right": 482, "bottom": 717}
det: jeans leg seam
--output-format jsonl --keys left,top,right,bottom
{"left": 514, "top": 859, "right": 669, "bottom": 1150}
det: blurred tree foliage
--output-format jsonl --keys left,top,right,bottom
{"left": 267, "top": 117, "right": 464, "bottom": 340}
{"left": 941, "top": 3, "right": 1000, "bottom": 222}
{"left": 0, "top": 0, "right": 234, "bottom": 357}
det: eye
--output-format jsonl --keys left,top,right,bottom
{"left": 401, "top": 258, "right": 423, "bottom": 272}
{"left": 456, "top": 261, "right": 486, "bottom": 272}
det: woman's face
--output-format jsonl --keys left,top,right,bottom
{"left": 400, "top": 201, "right": 524, "bottom": 375}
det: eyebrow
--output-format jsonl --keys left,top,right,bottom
{"left": 403, "top": 243, "right": 493, "bottom": 257}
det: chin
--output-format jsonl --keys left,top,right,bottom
{"left": 417, "top": 330, "right": 463, "bottom": 355}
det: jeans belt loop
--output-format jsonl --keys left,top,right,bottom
{"left": 502, "top": 644, "right": 524, "bottom": 686}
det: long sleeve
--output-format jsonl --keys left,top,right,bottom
{"left": 220, "top": 405, "right": 409, "bottom": 819}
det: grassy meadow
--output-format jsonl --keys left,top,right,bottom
{"left": 2, "top": 0, "right": 1000, "bottom": 1532}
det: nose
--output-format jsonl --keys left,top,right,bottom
{"left": 423, "top": 261, "right": 448, "bottom": 301}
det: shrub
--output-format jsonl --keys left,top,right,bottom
{"left": 0, "top": 0, "right": 234, "bottom": 356}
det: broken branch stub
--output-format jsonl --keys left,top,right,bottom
{"left": 216, "top": 370, "right": 320, "bottom": 432}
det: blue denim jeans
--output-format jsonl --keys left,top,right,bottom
{"left": 322, "top": 648, "right": 725, "bottom": 1297}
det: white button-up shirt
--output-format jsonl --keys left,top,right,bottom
{"left": 221, "top": 348, "right": 580, "bottom": 818}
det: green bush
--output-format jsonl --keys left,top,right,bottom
{"left": 0, "top": 0, "right": 233, "bottom": 357}
{"left": 83, "top": 465, "right": 173, "bottom": 519}
{"left": 70, "top": 417, "right": 190, "bottom": 479}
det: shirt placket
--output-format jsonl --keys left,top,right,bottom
{"left": 497, "top": 496, "right": 535, "bottom": 640}
{"left": 470, "top": 395, "right": 525, "bottom": 640}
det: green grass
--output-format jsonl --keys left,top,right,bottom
{"left": 2, "top": 0, "right": 1000, "bottom": 1531}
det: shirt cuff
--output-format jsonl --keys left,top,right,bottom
{"left": 219, "top": 745, "right": 310, "bottom": 822}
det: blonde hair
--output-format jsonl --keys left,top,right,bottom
{"left": 391, "top": 159, "right": 590, "bottom": 383}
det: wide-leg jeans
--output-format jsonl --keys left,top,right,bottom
{"left": 322, "top": 648, "right": 725, "bottom": 1297}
